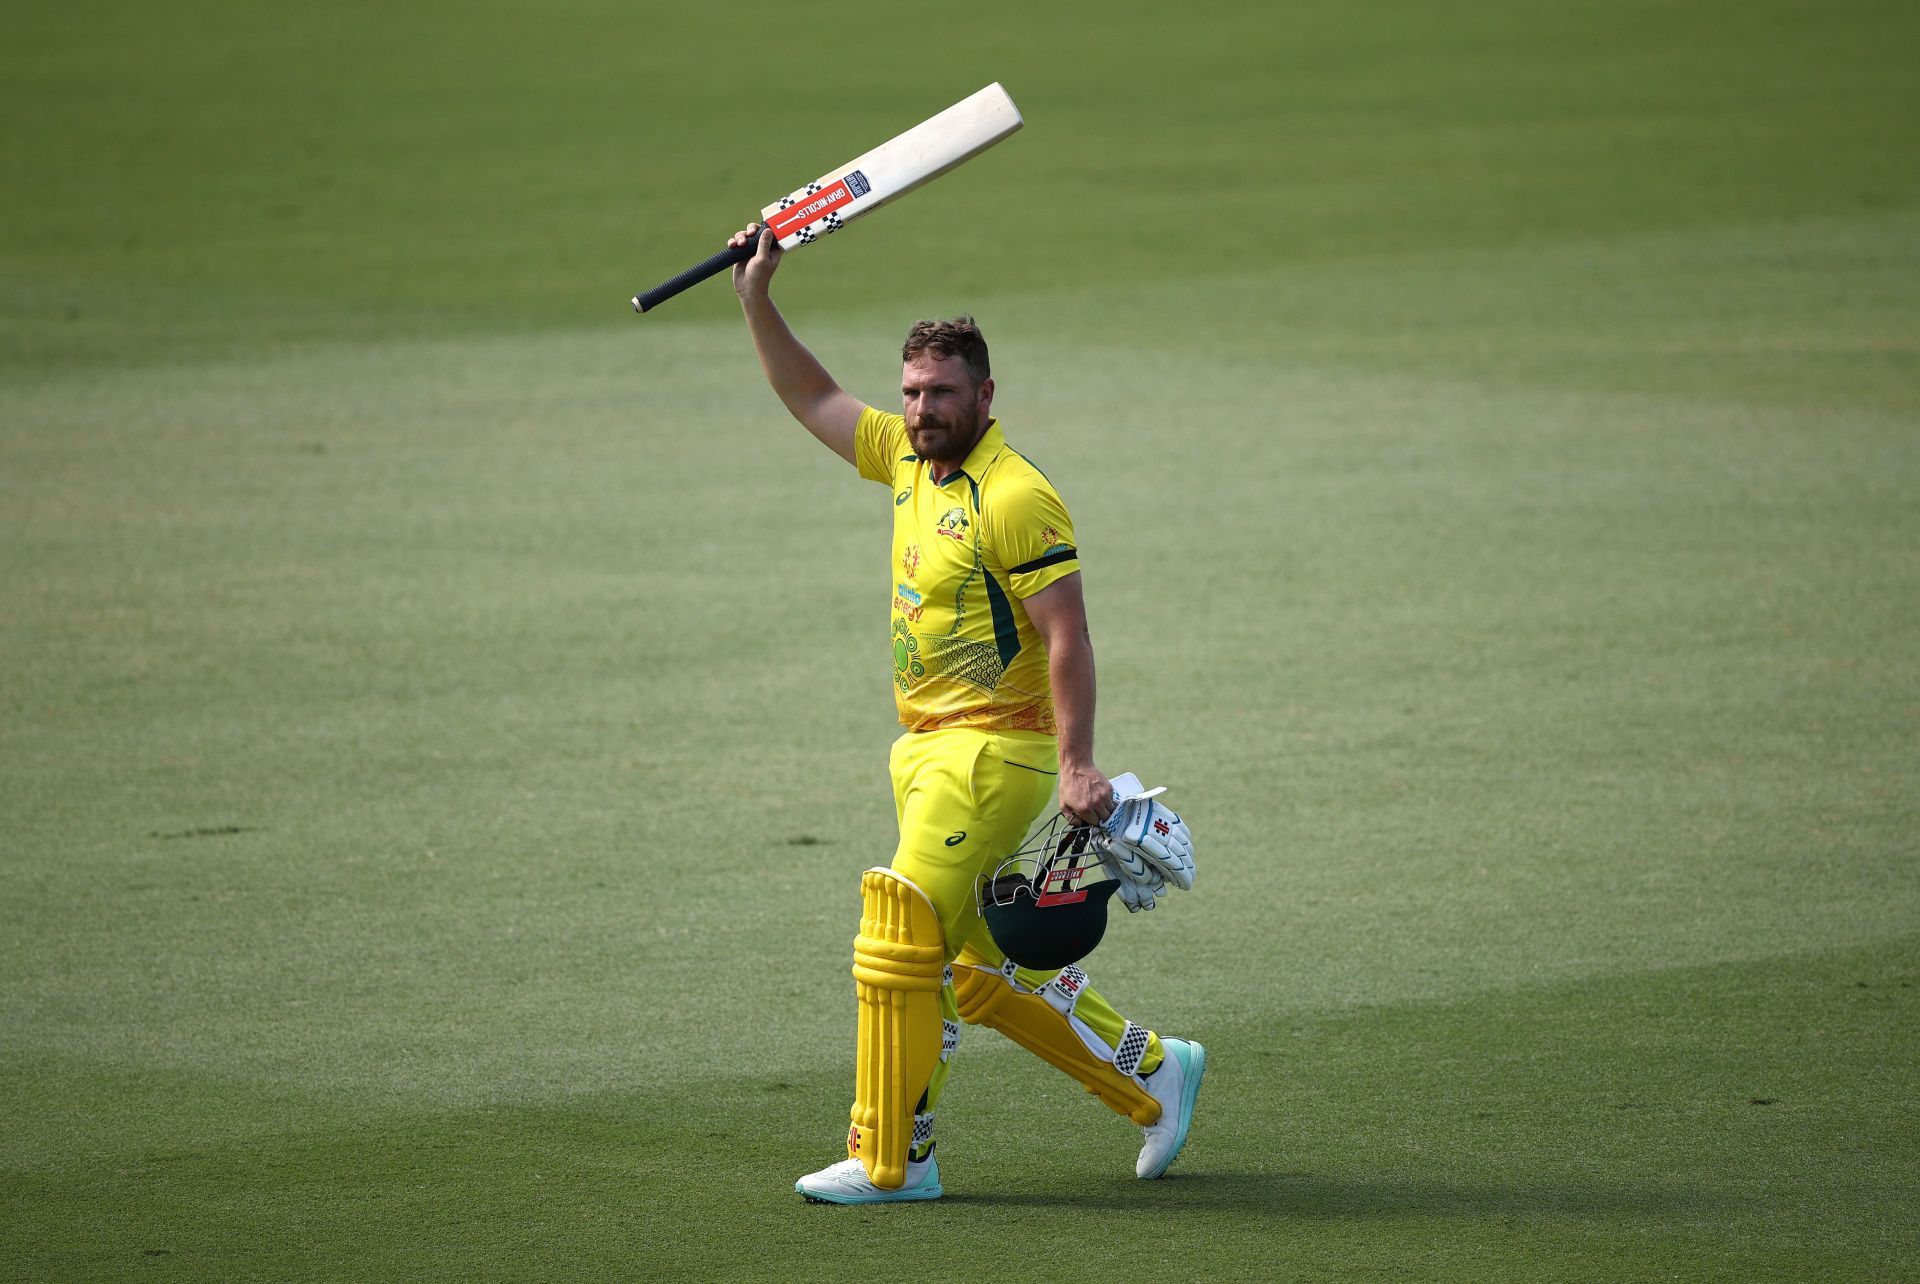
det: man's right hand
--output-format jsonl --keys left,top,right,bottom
{"left": 730, "top": 223, "right": 781, "bottom": 299}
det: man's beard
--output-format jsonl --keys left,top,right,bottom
{"left": 909, "top": 414, "right": 975, "bottom": 462}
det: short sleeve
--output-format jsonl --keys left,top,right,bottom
{"left": 855, "top": 406, "right": 910, "bottom": 485}
{"left": 988, "top": 471, "right": 1080, "bottom": 598}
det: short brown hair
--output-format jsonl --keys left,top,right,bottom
{"left": 901, "top": 315, "right": 991, "bottom": 386}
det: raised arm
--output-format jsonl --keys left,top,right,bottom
{"left": 729, "top": 224, "right": 866, "bottom": 466}
{"left": 1023, "top": 571, "right": 1115, "bottom": 827}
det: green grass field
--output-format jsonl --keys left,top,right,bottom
{"left": 5, "top": 0, "right": 1917, "bottom": 1278}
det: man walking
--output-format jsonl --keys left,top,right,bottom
{"left": 726, "top": 224, "right": 1204, "bottom": 1204}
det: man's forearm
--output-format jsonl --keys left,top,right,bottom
{"left": 1049, "top": 625, "right": 1098, "bottom": 770}
{"left": 740, "top": 290, "right": 840, "bottom": 424}
{"left": 1025, "top": 571, "right": 1113, "bottom": 825}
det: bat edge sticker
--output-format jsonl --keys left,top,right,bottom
{"left": 767, "top": 176, "right": 863, "bottom": 240}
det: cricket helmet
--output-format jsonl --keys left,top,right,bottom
{"left": 977, "top": 813, "right": 1119, "bottom": 970}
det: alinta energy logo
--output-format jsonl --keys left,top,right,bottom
{"left": 894, "top": 581, "right": 924, "bottom": 623}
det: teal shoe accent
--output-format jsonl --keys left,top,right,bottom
{"left": 1139, "top": 1038, "right": 1206, "bottom": 1179}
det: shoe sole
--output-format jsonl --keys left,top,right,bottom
{"left": 795, "top": 1181, "right": 943, "bottom": 1205}
{"left": 1141, "top": 1039, "right": 1206, "bottom": 1179}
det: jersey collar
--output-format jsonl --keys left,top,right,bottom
{"left": 932, "top": 419, "right": 1004, "bottom": 487}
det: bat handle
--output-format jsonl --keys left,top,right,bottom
{"left": 630, "top": 233, "right": 764, "bottom": 313}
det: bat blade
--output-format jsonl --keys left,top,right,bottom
{"left": 759, "top": 82, "right": 1023, "bottom": 250}
{"left": 631, "top": 83, "right": 1023, "bottom": 313}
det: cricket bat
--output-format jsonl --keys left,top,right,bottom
{"left": 630, "top": 83, "right": 1023, "bottom": 313}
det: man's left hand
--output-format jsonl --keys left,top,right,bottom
{"left": 1059, "top": 762, "right": 1114, "bottom": 827}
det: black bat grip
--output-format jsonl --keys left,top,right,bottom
{"left": 631, "top": 233, "right": 764, "bottom": 313}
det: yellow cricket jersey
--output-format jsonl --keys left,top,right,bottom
{"left": 855, "top": 408, "right": 1080, "bottom": 734}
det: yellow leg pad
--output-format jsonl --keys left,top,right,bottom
{"left": 951, "top": 950, "right": 1163, "bottom": 1126}
{"left": 849, "top": 867, "right": 947, "bottom": 1189}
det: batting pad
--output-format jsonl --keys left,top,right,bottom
{"left": 951, "top": 949, "right": 1162, "bottom": 1126}
{"left": 850, "top": 867, "right": 947, "bottom": 1189}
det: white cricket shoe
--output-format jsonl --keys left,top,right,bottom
{"left": 795, "top": 1154, "right": 943, "bottom": 1204}
{"left": 1136, "top": 1037, "right": 1206, "bottom": 1178}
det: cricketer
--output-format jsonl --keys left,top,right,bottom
{"left": 727, "top": 223, "right": 1205, "bottom": 1205}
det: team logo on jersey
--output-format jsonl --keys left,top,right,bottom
{"left": 936, "top": 507, "right": 970, "bottom": 542}
{"left": 901, "top": 544, "right": 921, "bottom": 581}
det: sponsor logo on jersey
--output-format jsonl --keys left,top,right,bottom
{"left": 895, "top": 488, "right": 913, "bottom": 506}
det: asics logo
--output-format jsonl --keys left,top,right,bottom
{"left": 944, "top": 831, "right": 967, "bottom": 847}
{"left": 895, "top": 489, "right": 913, "bottom": 506}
